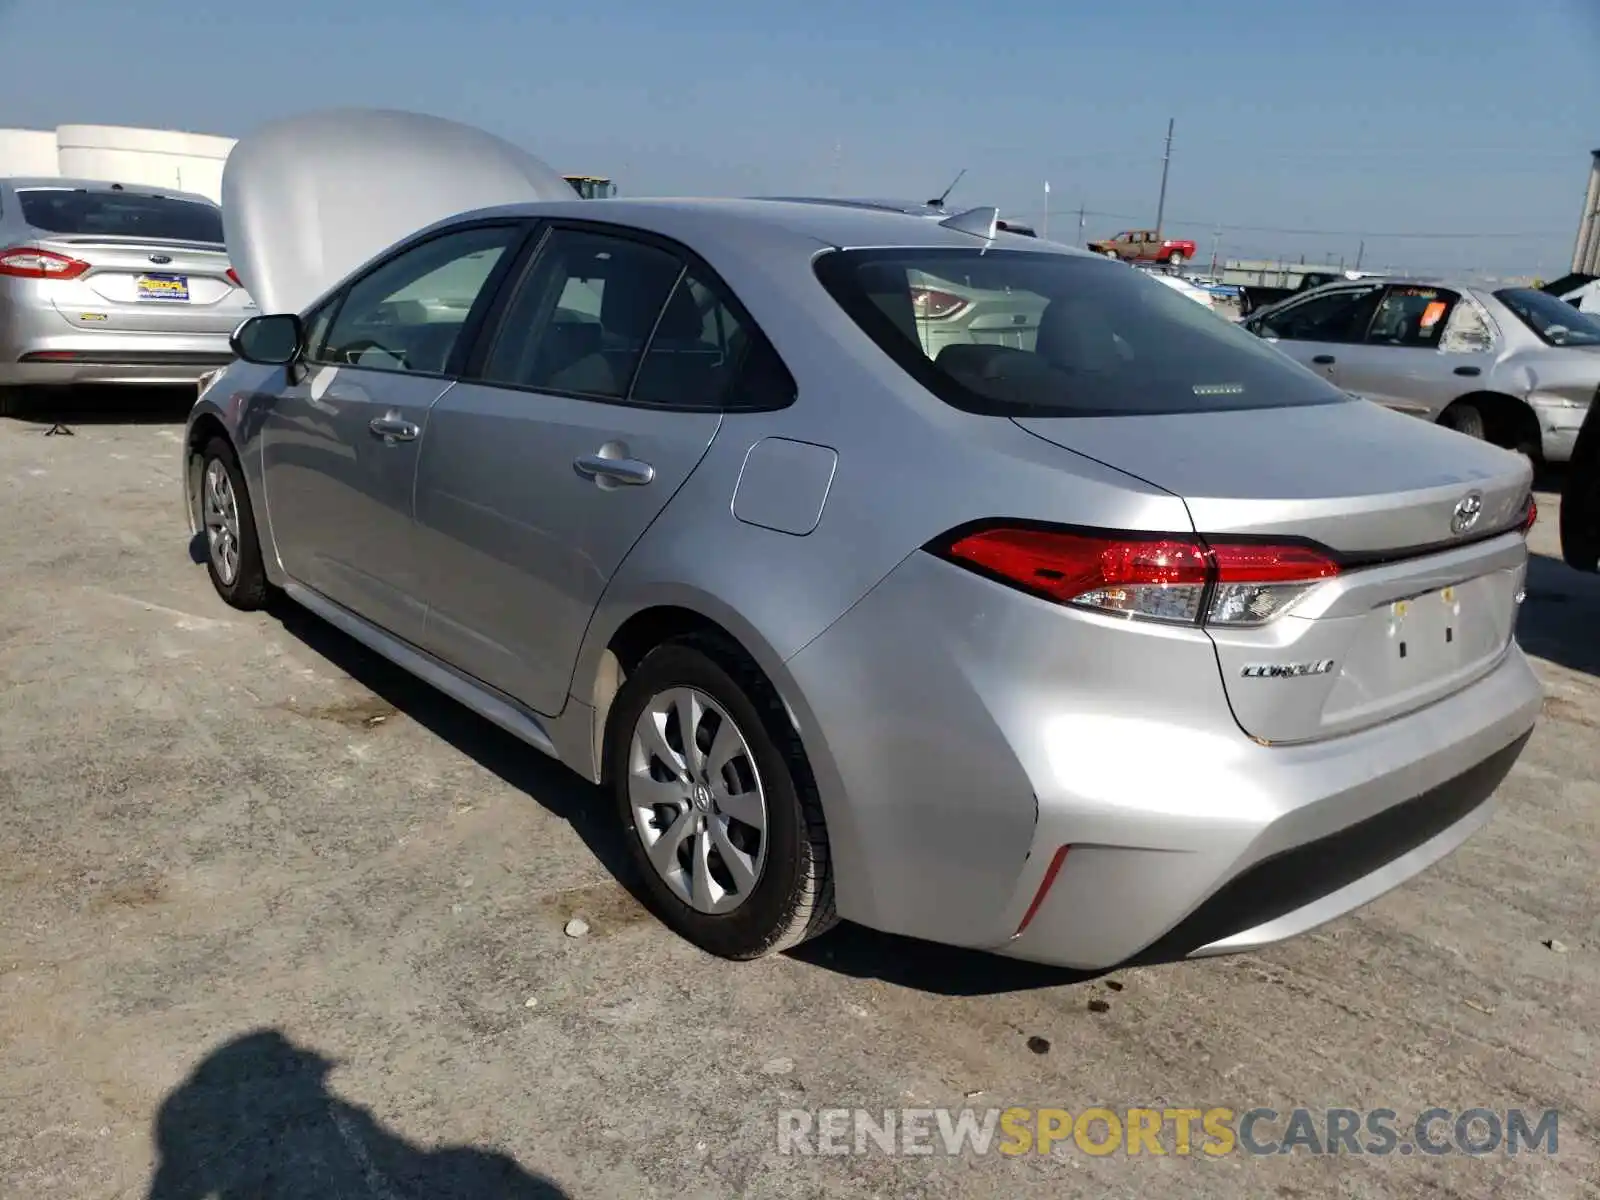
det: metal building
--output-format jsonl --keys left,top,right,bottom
{"left": 1574, "top": 149, "right": 1600, "bottom": 275}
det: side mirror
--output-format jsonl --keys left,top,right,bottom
{"left": 231, "top": 313, "right": 304, "bottom": 365}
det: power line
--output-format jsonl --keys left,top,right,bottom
{"left": 1009, "top": 206, "right": 1569, "bottom": 241}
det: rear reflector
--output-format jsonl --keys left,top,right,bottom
{"left": 1014, "top": 845, "right": 1071, "bottom": 937}
{"left": 933, "top": 524, "right": 1341, "bottom": 627}
{"left": 0, "top": 247, "right": 91, "bottom": 280}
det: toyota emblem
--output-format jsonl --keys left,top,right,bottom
{"left": 1451, "top": 492, "right": 1483, "bottom": 536}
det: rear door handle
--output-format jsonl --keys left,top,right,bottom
{"left": 1312, "top": 354, "right": 1336, "bottom": 365}
{"left": 574, "top": 453, "right": 655, "bottom": 487}
{"left": 1453, "top": 365, "right": 1482, "bottom": 377}
{"left": 369, "top": 413, "right": 420, "bottom": 442}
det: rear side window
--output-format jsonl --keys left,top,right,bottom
{"left": 16, "top": 189, "right": 223, "bottom": 243}
{"left": 815, "top": 248, "right": 1348, "bottom": 418}
{"left": 631, "top": 270, "right": 796, "bottom": 411}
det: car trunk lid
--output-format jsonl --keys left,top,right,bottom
{"left": 221, "top": 107, "right": 576, "bottom": 315}
{"left": 33, "top": 235, "right": 250, "bottom": 334}
{"left": 1014, "top": 399, "right": 1533, "bottom": 744}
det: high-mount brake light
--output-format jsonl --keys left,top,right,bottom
{"left": 0, "top": 247, "right": 91, "bottom": 280}
{"left": 935, "top": 525, "right": 1341, "bottom": 627}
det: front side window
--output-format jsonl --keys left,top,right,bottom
{"left": 815, "top": 248, "right": 1349, "bottom": 418}
{"left": 477, "top": 228, "right": 684, "bottom": 399}
{"left": 1254, "top": 286, "right": 1383, "bottom": 342}
{"left": 316, "top": 225, "right": 517, "bottom": 374}
{"left": 17, "top": 188, "right": 223, "bottom": 243}
{"left": 1494, "top": 287, "right": 1600, "bottom": 348}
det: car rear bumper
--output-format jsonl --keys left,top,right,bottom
{"left": 784, "top": 551, "right": 1541, "bottom": 970}
{"left": 1530, "top": 399, "right": 1585, "bottom": 463}
{"left": 0, "top": 343, "right": 234, "bottom": 386}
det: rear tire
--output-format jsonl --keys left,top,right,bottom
{"left": 198, "top": 437, "right": 270, "bottom": 610}
{"left": 1167, "top": 251, "right": 1186, "bottom": 267}
{"left": 606, "top": 636, "right": 836, "bottom": 960}
{"left": 1439, "top": 402, "right": 1486, "bottom": 441}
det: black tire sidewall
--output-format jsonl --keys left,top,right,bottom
{"left": 200, "top": 437, "right": 267, "bottom": 607}
{"left": 606, "top": 642, "right": 808, "bottom": 959}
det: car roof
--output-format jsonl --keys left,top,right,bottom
{"left": 446, "top": 195, "right": 1081, "bottom": 255}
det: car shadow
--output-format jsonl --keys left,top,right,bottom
{"left": 790, "top": 923, "right": 1111, "bottom": 996}
{"left": 5, "top": 384, "right": 195, "bottom": 427}
{"left": 265, "top": 594, "right": 1114, "bottom": 995}
{"left": 146, "top": 1029, "right": 568, "bottom": 1199}
{"left": 1519, "top": 552, "right": 1600, "bottom": 678}
{"left": 264, "top": 596, "right": 642, "bottom": 898}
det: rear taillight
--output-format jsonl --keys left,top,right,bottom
{"left": 909, "top": 286, "right": 969, "bottom": 321}
{"left": 225, "top": 267, "right": 241, "bottom": 288}
{"left": 1521, "top": 494, "right": 1538, "bottom": 535}
{"left": 933, "top": 524, "right": 1341, "bottom": 627}
{"left": 0, "top": 247, "right": 90, "bottom": 280}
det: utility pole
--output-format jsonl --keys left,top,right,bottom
{"left": 1209, "top": 227, "right": 1221, "bottom": 276}
{"left": 1154, "top": 118, "right": 1175, "bottom": 236}
{"left": 1355, "top": 239, "right": 1365, "bottom": 270}
{"left": 1042, "top": 180, "right": 1050, "bottom": 240}
{"left": 1077, "top": 203, "right": 1086, "bottom": 247}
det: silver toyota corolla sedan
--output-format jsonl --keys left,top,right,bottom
{"left": 183, "top": 110, "right": 1541, "bottom": 970}
{"left": 0, "top": 177, "right": 255, "bottom": 414}
{"left": 1241, "top": 276, "right": 1600, "bottom": 462}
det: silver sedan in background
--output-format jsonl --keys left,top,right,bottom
{"left": 183, "top": 108, "right": 1541, "bottom": 972}
{"left": 1241, "top": 276, "right": 1600, "bottom": 461}
{"left": 0, "top": 178, "right": 254, "bottom": 414}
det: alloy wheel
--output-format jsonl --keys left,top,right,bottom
{"left": 628, "top": 687, "right": 768, "bottom": 914}
{"left": 202, "top": 458, "right": 242, "bottom": 586}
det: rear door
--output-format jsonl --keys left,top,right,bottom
{"left": 1249, "top": 283, "right": 1386, "bottom": 384}
{"left": 1335, "top": 285, "right": 1498, "bottom": 420}
{"left": 14, "top": 186, "right": 248, "bottom": 333}
{"left": 414, "top": 223, "right": 748, "bottom": 715}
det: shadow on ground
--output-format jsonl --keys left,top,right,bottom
{"left": 254, "top": 578, "right": 1104, "bottom": 995}
{"left": 1520, "top": 553, "right": 1600, "bottom": 678}
{"left": 5, "top": 384, "right": 194, "bottom": 427}
{"left": 147, "top": 1030, "right": 568, "bottom": 1199}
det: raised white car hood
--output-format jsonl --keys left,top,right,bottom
{"left": 221, "top": 108, "right": 574, "bottom": 315}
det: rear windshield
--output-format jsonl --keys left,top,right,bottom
{"left": 17, "top": 188, "right": 224, "bottom": 244}
{"left": 814, "top": 248, "right": 1349, "bottom": 417}
{"left": 1494, "top": 287, "right": 1600, "bottom": 348}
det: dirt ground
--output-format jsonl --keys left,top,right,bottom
{"left": 1, "top": 393, "right": 1595, "bottom": 1199}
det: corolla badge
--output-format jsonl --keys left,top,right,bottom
{"left": 1240, "top": 660, "right": 1335, "bottom": 679}
{"left": 1451, "top": 492, "right": 1484, "bottom": 536}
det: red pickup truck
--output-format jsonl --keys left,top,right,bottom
{"left": 1086, "top": 229, "right": 1197, "bottom": 266}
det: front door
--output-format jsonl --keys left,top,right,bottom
{"left": 1249, "top": 283, "right": 1386, "bottom": 386}
{"left": 415, "top": 224, "right": 747, "bottom": 714}
{"left": 259, "top": 222, "right": 522, "bottom": 644}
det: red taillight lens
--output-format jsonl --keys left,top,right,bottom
{"left": 935, "top": 525, "right": 1341, "bottom": 627}
{"left": 0, "top": 247, "right": 91, "bottom": 280}
{"left": 1520, "top": 494, "right": 1538, "bottom": 535}
{"left": 909, "top": 286, "right": 969, "bottom": 321}
{"left": 225, "top": 267, "right": 242, "bottom": 288}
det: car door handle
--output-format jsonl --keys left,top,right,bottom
{"left": 369, "top": 414, "right": 419, "bottom": 442}
{"left": 574, "top": 454, "right": 655, "bottom": 487}
{"left": 1312, "top": 354, "right": 1337, "bottom": 365}
{"left": 1453, "top": 365, "right": 1482, "bottom": 377}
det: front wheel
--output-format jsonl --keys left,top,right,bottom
{"left": 1103, "top": 249, "right": 1121, "bottom": 260}
{"left": 1167, "top": 251, "right": 1186, "bottom": 267}
{"left": 198, "top": 437, "right": 271, "bottom": 610}
{"left": 607, "top": 638, "right": 836, "bottom": 960}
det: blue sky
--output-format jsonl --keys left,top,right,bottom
{"left": 2, "top": 0, "right": 1596, "bottom": 276}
